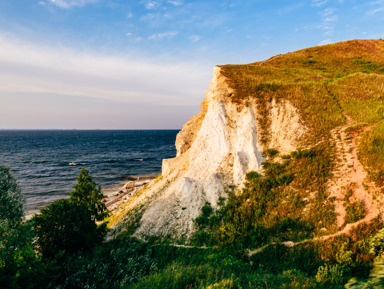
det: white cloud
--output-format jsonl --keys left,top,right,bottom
{"left": 38, "top": 1, "right": 46, "bottom": 5}
{"left": 48, "top": 0, "right": 98, "bottom": 9}
{"left": 320, "top": 8, "right": 335, "bottom": 17}
{"left": 312, "top": 0, "right": 328, "bottom": 7}
{"left": 168, "top": 0, "right": 183, "bottom": 6}
{"left": 126, "top": 32, "right": 132, "bottom": 37}
{"left": 133, "top": 37, "right": 144, "bottom": 42}
{"left": 366, "top": 0, "right": 384, "bottom": 15}
{"left": 318, "top": 39, "right": 332, "bottom": 45}
{"left": 145, "top": 1, "right": 160, "bottom": 10}
{"left": 190, "top": 35, "right": 200, "bottom": 43}
{"left": 148, "top": 31, "right": 177, "bottom": 40}
{"left": 367, "top": 6, "right": 384, "bottom": 15}
{"left": 324, "top": 16, "right": 337, "bottom": 22}
{"left": 126, "top": 12, "right": 133, "bottom": 19}
{"left": 369, "top": 0, "right": 384, "bottom": 5}
{"left": 0, "top": 34, "right": 210, "bottom": 107}
{"left": 317, "top": 7, "right": 337, "bottom": 36}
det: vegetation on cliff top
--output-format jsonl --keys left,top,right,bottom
{"left": 221, "top": 39, "right": 384, "bottom": 188}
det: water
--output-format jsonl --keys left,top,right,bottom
{"left": 0, "top": 130, "right": 179, "bottom": 214}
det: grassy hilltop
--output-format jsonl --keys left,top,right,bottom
{"left": 4, "top": 39, "right": 384, "bottom": 288}
{"left": 221, "top": 39, "right": 384, "bottom": 145}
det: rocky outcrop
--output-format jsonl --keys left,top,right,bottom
{"left": 133, "top": 66, "right": 307, "bottom": 240}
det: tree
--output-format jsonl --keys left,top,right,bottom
{"left": 0, "top": 165, "right": 46, "bottom": 289}
{"left": 33, "top": 169, "right": 109, "bottom": 260}
{"left": 0, "top": 165, "right": 24, "bottom": 225}
{"left": 32, "top": 199, "right": 101, "bottom": 259}
{"left": 70, "top": 168, "right": 108, "bottom": 221}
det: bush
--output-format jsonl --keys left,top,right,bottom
{"left": 54, "top": 239, "right": 155, "bottom": 289}
{"left": 315, "top": 264, "right": 345, "bottom": 284}
{"left": 32, "top": 199, "right": 103, "bottom": 259}
{"left": 265, "top": 148, "right": 279, "bottom": 158}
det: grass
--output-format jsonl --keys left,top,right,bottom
{"left": 359, "top": 123, "right": 384, "bottom": 186}
{"left": 191, "top": 147, "right": 337, "bottom": 250}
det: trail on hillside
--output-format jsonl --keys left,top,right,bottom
{"left": 248, "top": 116, "right": 380, "bottom": 256}
{"left": 327, "top": 116, "right": 378, "bottom": 232}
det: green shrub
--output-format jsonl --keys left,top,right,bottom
{"left": 54, "top": 240, "right": 155, "bottom": 289}
{"left": 32, "top": 199, "right": 103, "bottom": 259}
{"left": 315, "top": 264, "right": 345, "bottom": 284}
{"left": 265, "top": 148, "right": 279, "bottom": 158}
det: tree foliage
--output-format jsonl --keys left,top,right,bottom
{"left": 70, "top": 168, "right": 108, "bottom": 221}
{"left": 0, "top": 165, "right": 24, "bottom": 225}
{"left": 33, "top": 169, "right": 109, "bottom": 260}
{"left": 0, "top": 165, "right": 47, "bottom": 289}
{"left": 33, "top": 199, "right": 102, "bottom": 259}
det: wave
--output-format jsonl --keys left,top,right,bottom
{"left": 68, "top": 162, "right": 88, "bottom": 166}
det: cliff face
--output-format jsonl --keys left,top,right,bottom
{"left": 134, "top": 66, "right": 307, "bottom": 240}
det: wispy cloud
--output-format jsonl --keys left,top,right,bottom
{"left": 126, "top": 12, "right": 133, "bottom": 19}
{"left": 190, "top": 35, "right": 200, "bottom": 43}
{"left": 367, "top": 6, "right": 384, "bottom": 15}
{"left": 47, "top": 0, "right": 99, "bottom": 9}
{"left": 144, "top": 1, "right": 161, "bottom": 10}
{"left": 312, "top": 0, "right": 328, "bottom": 7}
{"left": 317, "top": 7, "right": 337, "bottom": 36}
{"left": 168, "top": 0, "right": 183, "bottom": 6}
{"left": 148, "top": 31, "right": 177, "bottom": 40}
{"left": 369, "top": 0, "right": 384, "bottom": 5}
{"left": 320, "top": 8, "right": 335, "bottom": 17}
{"left": 365, "top": 0, "right": 384, "bottom": 15}
{"left": 141, "top": 13, "right": 166, "bottom": 27}
{"left": 318, "top": 38, "right": 332, "bottom": 45}
{"left": 0, "top": 34, "right": 210, "bottom": 107}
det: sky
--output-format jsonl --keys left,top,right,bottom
{"left": 1, "top": 0, "right": 384, "bottom": 129}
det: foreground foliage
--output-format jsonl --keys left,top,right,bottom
{"left": 32, "top": 199, "right": 103, "bottom": 259}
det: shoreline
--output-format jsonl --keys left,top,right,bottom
{"left": 104, "top": 175, "right": 156, "bottom": 211}
{"left": 25, "top": 175, "right": 156, "bottom": 220}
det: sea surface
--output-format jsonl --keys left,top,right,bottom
{"left": 0, "top": 130, "right": 179, "bottom": 214}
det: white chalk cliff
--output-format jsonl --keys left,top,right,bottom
{"left": 134, "top": 66, "right": 307, "bottom": 240}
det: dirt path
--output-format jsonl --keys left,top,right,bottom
{"left": 248, "top": 117, "right": 380, "bottom": 256}
{"left": 327, "top": 116, "right": 378, "bottom": 230}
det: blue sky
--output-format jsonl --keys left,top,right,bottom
{"left": 1, "top": 0, "right": 384, "bottom": 129}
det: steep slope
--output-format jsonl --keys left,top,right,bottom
{"left": 112, "top": 39, "right": 384, "bottom": 242}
